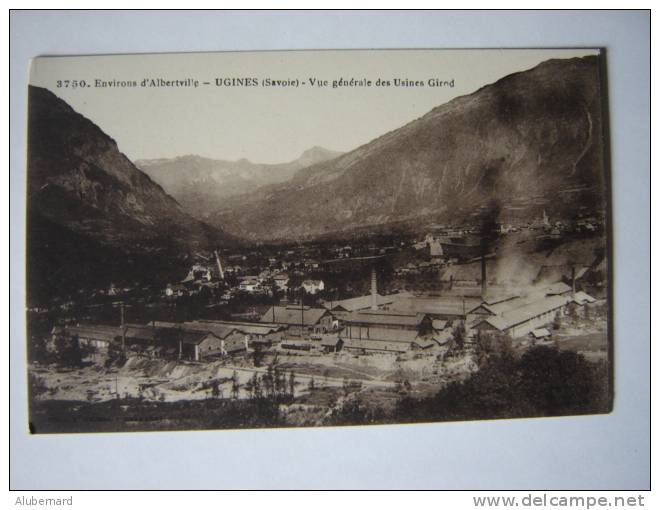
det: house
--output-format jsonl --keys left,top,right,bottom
{"left": 302, "top": 279, "right": 324, "bottom": 294}
{"left": 184, "top": 322, "right": 251, "bottom": 356}
{"left": 272, "top": 273, "right": 290, "bottom": 291}
{"left": 175, "top": 329, "right": 226, "bottom": 361}
{"left": 239, "top": 277, "right": 260, "bottom": 292}
{"left": 260, "top": 305, "right": 335, "bottom": 337}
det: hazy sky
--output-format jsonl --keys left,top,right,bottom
{"left": 29, "top": 49, "right": 599, "bottom": 164}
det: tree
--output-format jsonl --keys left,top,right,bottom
{"left": 28, "top": 333, "right": 52, "bottom": 365}
{"left": 342, "top": 376, "right": 350, "bottom": 396}
{"left": 274, "top": 367, "right": 284, "bottom": 397}
{"left": 552, "top": 311, "right": 562, "bottom": 330}
{"left": 474, "top": 330, "right": 515, "bottom": 369}
{"left": 29, "top": 372, "right": 47, "bottom": 399}
{"left": 252, "top": 346, "right": 265, "bottom": 367}
{"left": 264, "top": 365, "right": 275, "bottom": 398}
{"left": 517, "top": 346, "right": 604, "bottom": 415}
{"left": 392, "top": 345, "right": 609, "bottom": 423}
{"left": 105, "top": 341, "right": 127, "bottom": 368}
{"left": 211, "top": 380, "right": 221, "bottom": 399}
{"left": 308, "top": 377, "right": 316, "bottom": 391}
{"left": 288, "top": 372, "right": 296, "bottom": 399}
{"left": 252, "top": 373, "right": 262, "bottom": 400}
{"left": 55, "top": 335, "right": 84, "bottom": 367}
{"left": 244, "top": 375, "right": 255, "bottom": 400}
{"left": 451, "top": 322, "right": 466, "bottom": 353}
{"left": 231, "top": 370, "right": 240, "bottom": 400}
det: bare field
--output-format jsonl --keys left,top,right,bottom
{"left": 29, "top": 346, "right": 477, "bottom": 407}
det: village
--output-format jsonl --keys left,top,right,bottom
{"left": 27, "top": 209, "right": 608, "bottom": 427}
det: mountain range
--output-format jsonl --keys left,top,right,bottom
{"left": 208, "top": 56, "right": 607, "bottom": 241}
{"left": 26, "top": 55, "right": 608, "bottom": 303}
{"left": 135, "top": 147, "right": 342, "bottom": 218}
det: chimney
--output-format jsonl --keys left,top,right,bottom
{"left": 571, "top": 265, "right": 576, "bottom": 297}
{"left": 214, "top": 250, "right": 225, "bottom": 281}
{"left": 370, "top": 265, "right": 378, "bottom": 310}
{"left": 481, "top": 254, "right": 487, "bottom": 298}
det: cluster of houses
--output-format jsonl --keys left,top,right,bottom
{"left": 164, "top": 255, "right": 327, "bottom": 299}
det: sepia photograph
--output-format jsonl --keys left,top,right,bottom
{"left": 24, "top": 48, "right": 613, "bottom": 435}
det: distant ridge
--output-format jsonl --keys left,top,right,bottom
{"left": 210, "top": 56, "right": 607, "bottom": 241}
{"left": 135, "top": 146, "right": 342, "bottom": 218}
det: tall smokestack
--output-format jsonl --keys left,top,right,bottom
{"left": 571, "top": 265, "right": 576, "bottom": 297}
{"left": 481, "top": 254, "right": 487, "bottom": 298}
{"left": 214, "top": 250, "right": 225, "bottom": 281}
{"left": 371, "top": 265, "right": 378, "bottom": 310}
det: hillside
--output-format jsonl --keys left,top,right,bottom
{"left": 210, "top": 56, "right": 607, "bottom": 241}
{"left": 26, "top": 85, "right": 235, "bottom": 305}
{"left": 135, "top": 146, "right": 342, "bottom": 218}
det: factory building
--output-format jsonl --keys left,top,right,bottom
{"left": 260, "top": 305, "right": 336, "bottom": 338}
{"left": 322, "top": 294, "right": 394, "bottom": 313}
{"left": 472, "top": 294, "right": 573, "bottom": 339}
{"left": 64, "top": 325, "right": 121, "bottom": 359}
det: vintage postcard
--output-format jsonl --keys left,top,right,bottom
{"left": 25, "top": 49, "right": 612, "bottom": 433}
